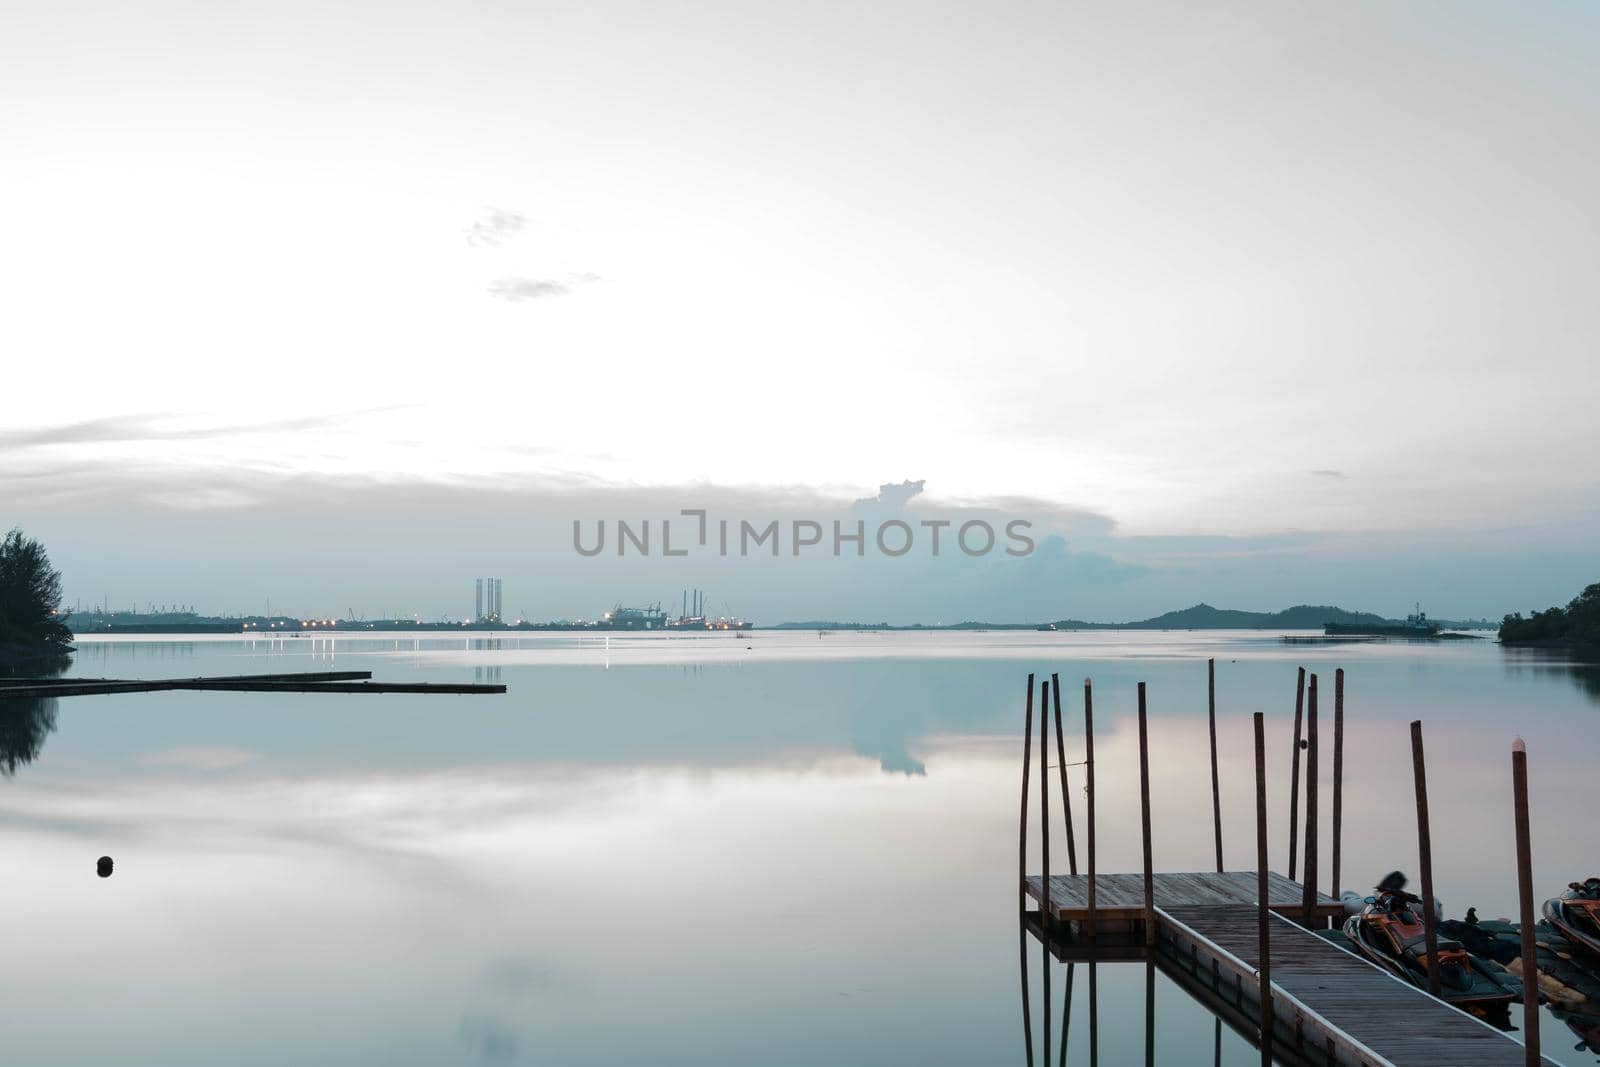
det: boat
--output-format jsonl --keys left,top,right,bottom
{"left": 1342, "top": 873, "right": 1521, "bottom": 1015}
{"left": 1543, "top": 878, "right": 1600, "bottom": 958}
{"left": 1324, "top": 604, "right": 1442, "bottom": 638}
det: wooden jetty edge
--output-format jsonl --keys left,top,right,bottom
{"left": 1160, "top": 903, "right": 1557, "bottom": 1067}
{"left": 0, "top": 671, "right": 506, "bottom": 697}
{"left": 1024, "top": 870, "right": 1344, "bottom": 926}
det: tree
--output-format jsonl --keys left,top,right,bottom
{"left": 1499, "top": 580, "right": 1600, "bottom": 648}
{"left": 0, "top": 528, "right": 73, "bottom": 656}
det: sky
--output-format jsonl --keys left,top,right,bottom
{"left": 2, "top": 1, "right": 1597, "bottom": 622}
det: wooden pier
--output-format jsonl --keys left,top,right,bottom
{"left": 0, "top": 670, "right": 507, "bottom": 698}
{"left": 1024, "top": 870, "right": 1554, "bottom": 1066}
{"left": 1025, "top": 870, "right": 1344, "bottom": 926}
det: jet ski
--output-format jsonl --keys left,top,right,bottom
{"left": 1544, "top": 878, "right": 1600, "bottom": 960}
{"left": 1343, "top": 872, "right": 1521, "bottom": 1015}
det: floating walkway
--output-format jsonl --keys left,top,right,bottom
{"left": 1024, "top": 870, "right": 1554, "bottom": 1066}
{"left": 1025, "top": 870, "right": 1344, "bottom": 925}
{"left": 0, "top": 670, "right": 507, "bottom": 698}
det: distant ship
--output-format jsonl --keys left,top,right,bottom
{"left": 609, "top": 590, "right": 752, "bottom": 631}
{"left": 1324, "top": 604, "right": 1441, "bottom": 638}
{"left": 603, "top": 604, "right": 668, "bottom": 630}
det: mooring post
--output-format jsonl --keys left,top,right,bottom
{"left": 1513, "top": 738, "right": 1540, "bottom": 1065}
{"left": 1051, "top": 673, "right": 1078, "bottom": 875}
{"left": 1041, "top": 678, "right": 1051, "bottom": 932}
{"left": 1410, "top": 719, "right": 1441, "bottom": 996}
{"left": 1302, "top": 674, "right": 1319, "bottom": 926}
{"left": 1019, "top": 673, "right": 1037, "bottom": 1066}
{"left": 1253, "top": 711, "right": 1272, "bottom": 1067}
{"left": 1020, "top": 673, "right": 1035, "bottom": 921}
{"left": 1288, "top": 666, "right": 1305, "bottom": 880}
{"left": 1208, "top": 657, "right": 1223, "bottom": 873}
{"left": 1137, "top": 681, "right": 1155, "bottom": 947}
{"left": 1332, "top": 668, "right": 1344, "bottom": 899}
{"left": 1084, "top": 678, "right": 1097, "bottom": 943}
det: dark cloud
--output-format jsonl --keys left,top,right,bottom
{"left": 465, "top": 209, "right": 527, "bottom": 248}
{"left": 1311, "top": 469, "right": 1346, "bottom": 479}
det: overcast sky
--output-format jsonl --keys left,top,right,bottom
{"left": 2, "top": 1, "right": 1596, "bottom": 621}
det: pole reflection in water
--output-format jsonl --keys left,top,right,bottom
{"left": 1019, "top": 911, "right": 1035, "bottom": 1067}
{"left": 1089, "top": 959, "right": 1099, "bottom": 1065}
{"left": 1059, "top": 962, "right": 1074, "bottom": 1067}
{"left": 1145, "top": 959, "right": 1155, "bottom": 1067}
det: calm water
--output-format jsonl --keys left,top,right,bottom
{"left": 2, "top": 631, "right": 1596, "bottom": 1065}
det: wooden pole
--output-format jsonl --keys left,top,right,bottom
{"left": 1254, "top": 711, "right": 1272, "bottom": 1067}
{"left": 1288, "top": 666, "right": 1305, "bottom": 880}
{"left": 1084, "top": 678, "right": 1097, "bottom": 943}
{"left": 1019, "top": 672, "right": 1037, "bottom": 1066}
{"left": 1302, "top": 674, "right": 1319, "bottom": 925}
{"left": 1137, "top": 681, "right": 1155, "bottom": 947}
{"left": 1051, "top": 673, "right": 1078, "bottom": 876}
{"left": 1332, "top": 668, "right": 1345, "bottom": 899}
{"left": 1513, "top": 738, "right": 1540, "bottom": 1065}
{"left": 1410, "top": 719, "right": 1441, "bottom": 996}
{"left": 1208, "top": 657, "right": 1223, "bottom": 873}
{"left": 1020, "top": 673, "right": 1035, "bottom": 910}
{"left": 1041, "top": 678, "right": 1051, "bottom": 931}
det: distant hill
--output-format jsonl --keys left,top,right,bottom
{"left": 1053, "top": 603, "right": 1396, "bottom": 630}
{"left": 773, "top": 603, "right": 1495, "bottom": 631}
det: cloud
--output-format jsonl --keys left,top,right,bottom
{"left": 1311, "top": 469, "right": 1346, "bottom": 479}
{"left": 141, "top": 746, "right": 256, "bottom": 770}
{"left": 852, "top": 479, "right": 925, "bottom": 513}
{"left": 465, "top": 209, "right": 527, "bottom": 248}
{"left": 487, "top": 278, "right": 571, "bottom": 301}
{"left": 487, "top": 274, "right": 599, "bottom": 302}
{"left": 0, "top": 409, "right": 405, "bottom": 455}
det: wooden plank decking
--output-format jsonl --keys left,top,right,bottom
{"left": 1024, "top": 870, "right": 1345, "bottom": 923}
{"left": 1158, "top": 904, "right": 1552, "bottom": 1066}
{"left": 1021, "top": 871, "right": 1550, "bottom": 1066}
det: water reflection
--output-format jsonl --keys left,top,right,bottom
{"left": 0, "top": 659, "right": 67, "bottom": 776}
{"left": 1501, "top": 647, "right": 1600, "bottom": 702}
{"left": 7, "top": 633, "right": 1600, "bottom": 1065}
{"left": 1020, "top": 922, "right": 1269, "bottom": 1066}
{"left": 0, "top": 693, "right": 58, "bottom": 776}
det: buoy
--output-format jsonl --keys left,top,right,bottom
{"left": 97, "top": 856, "right": 113, "bottom": 878}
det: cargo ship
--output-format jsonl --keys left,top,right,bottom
{"left": 1324, "top": 605, "right": 1441, "bottom": 638}
{"left": 602, "top": 604, "right": 668, "bottom": 630}
{"left": 666, "top": 589, "right": 752, "bottom": 631}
